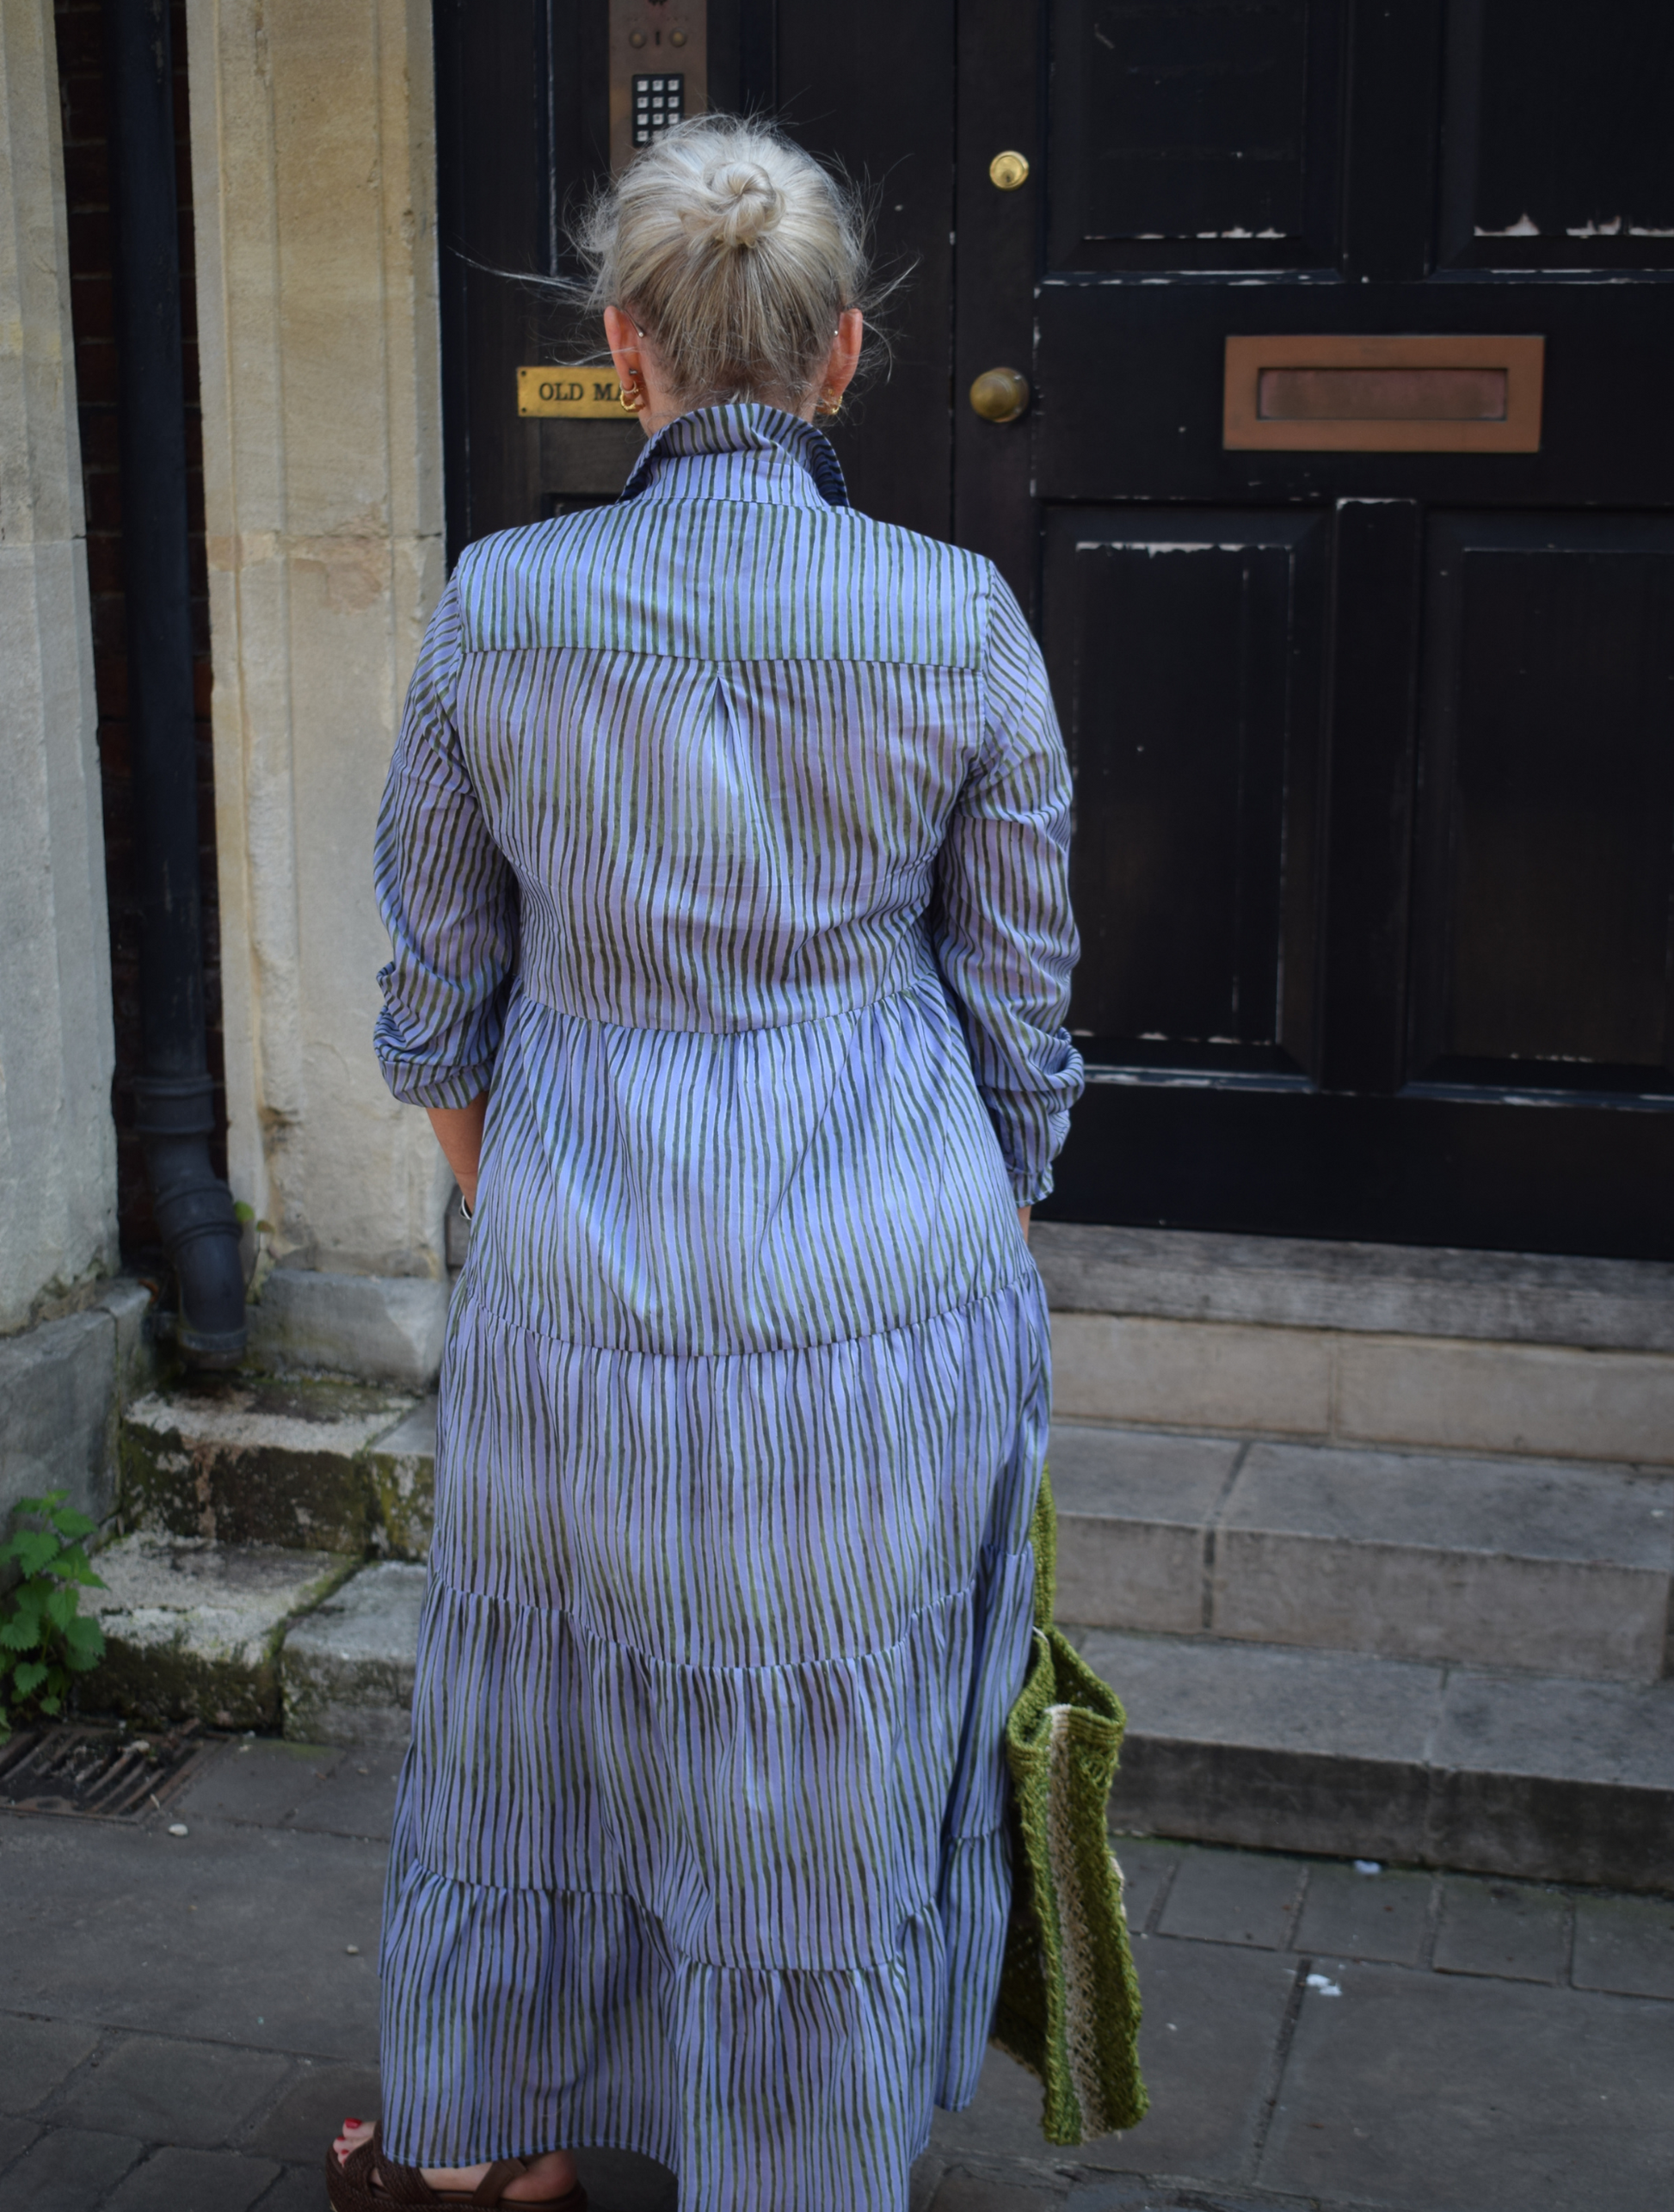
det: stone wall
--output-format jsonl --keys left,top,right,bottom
{"left": 0, "top": 0, "right": 117, "bottom": 1336}
{"left": 185, "top": 0, "right": 449, "bottom": 1296}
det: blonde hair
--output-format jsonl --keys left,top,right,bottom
{"left": 576, "top": 117, "right": 871, "bottom": 410}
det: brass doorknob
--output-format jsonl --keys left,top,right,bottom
{"left": 969, "top": 367, "right": 1031, "bottom": 423}
{"left": 988, "top": 151, "right": 1030, "bottom": 191}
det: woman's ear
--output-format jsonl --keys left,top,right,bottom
{"left": 824, "top": 308, "right": 865, "bottom": 402}
{"left": 603, "top": 303, "right": 642, "bottom": 391}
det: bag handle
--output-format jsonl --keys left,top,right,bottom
{"left": 1028, "top": 1464, "right": 1057, "bottom": 1634}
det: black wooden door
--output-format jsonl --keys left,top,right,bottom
{"left": 437, "top": 2, "right": 1674, "bottom": 1259}
{"left": 956, "top": 0, "right": 1674, "bottom": 1258}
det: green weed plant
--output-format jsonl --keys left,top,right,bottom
{"left": 0, "top": 1491, "right": 107, "bottom": 1741}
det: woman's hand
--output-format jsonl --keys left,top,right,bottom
{"left": 1018, "top": 1205, "right": 1031, "bottom": 1243}
{"left": 425, "top": 1093, "right": 489, "bottom": 1211}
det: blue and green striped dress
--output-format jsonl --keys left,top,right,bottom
{"left": 372, "top": 404, "right": 1083, "bottom": 2212}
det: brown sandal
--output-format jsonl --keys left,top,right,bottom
{"left": 325, "top": 2123, "right": 589, "bottom": 2210}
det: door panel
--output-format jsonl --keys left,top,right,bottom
{"left": 1045, "top": 0, "right": 1346, "bottom": 273}
{"left": 1440, "top": 0, "right": 1674, "bottom": 272}
{"left": 1412, "top": 514, "right": 1674, "bottom": 1084}
{"left": 1044, "top": 508, "right": 1326, "bottom": 1067}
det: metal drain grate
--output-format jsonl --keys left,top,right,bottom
{"left": 0, "top": 1720, "right": 219, "bottom": 1819}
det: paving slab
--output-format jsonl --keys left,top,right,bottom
{"left": 1294, "top": 1862, "right": 1434, "bottom": 1968}
{"left": 281, "top": 1561, "right": 426, "bottom": 1747}
{"left": 120, "top": 1376, "right": 420, "bottom": 1556}
{"left": 1047, "top": 1424, "right": 1238, "bottom": 1632}
{"left": 1156, "top": 1846, "right": 1306, "bottom": 1950}
{"left": 933, "top": 1944, "right": 1298, "bottom": 2185}
{"left": 169, "top": 1737, "right": 345, "bottom": 1829}
{"left": 0, "top": 2013, "right": 102, "bottom": 2113}
{"left": 0, "top": 1810, "right": 385, "bottom": 2060}
{"left": 928, "top": 2042, "right": 1070, "bottom": 2165}
{"left": 1572, "top": 1890, "right": 1674, "bottom": 2000}
{"left": 284, "top": 1748, "right": 404, "bottom": 1840}
{"left": 239, "top": 2058, "right": 383, "bottom": 2163}
{"left": 1432, "top": 1876, "right": 1572, "bottom": 1984}
{"left": 924, "top": 2172, "right": 1064, "bottom": 2210}
{"left": 87, "top": 1536, "right": 355, "bottom": 1728}
{"left": 1083, "top": 1936, "right": 1300, "bottom": 2181}
{"left": 103, "top": 2143, "right": 282, "bottom": 2211}
{"left": 1260, "top": 1962, "right": 1674, "bottom": 2210}
{"left": 570, "top": 2147, "right": 680, "bottom": 2209}
{"left": 0, "top": 2124, "right": 144, "bottom": 2209}
{"left": 1215, "top": 1444, "right": 1673, "bottom": 1679}
{"left": 0, "top": 2115, "right": 40, "bottom": 2168}
{"left": 246, "top": 2169, "right": 324, "bottom": 2212}
{"left": 1107, "top": 1836, "right": 1187, "bottom": 1934}
{"left": 51, "top": 2031, "right": 290, "bottom": 2146}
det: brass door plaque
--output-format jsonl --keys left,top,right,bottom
{"left": 610, "top": 0, "right": 707, "bottom": 173}
{"left": 519, "top": 367, "right": 626, "bottom": 420}
{"left": 1223, "top": 335, "right": 1544, "bottom": 452}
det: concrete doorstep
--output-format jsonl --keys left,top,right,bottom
{"left": 1088, "top": 1625, "right": 1674, "bottom": 1894}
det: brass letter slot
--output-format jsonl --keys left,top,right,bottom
{"left": 519, "top": 367, "right": 625, "bottom": 420}
{"left": 1224, "top": 335, "right": 1543, "bottom": 453}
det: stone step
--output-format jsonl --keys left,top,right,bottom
{"left": 1082, "top": 1624, "right": 1674, "bottom": 1894}
{"left": 1051, "top": 1420, "right": 1674, "bottom": 1683}
{"left": 84, "top": 1537, "right": 1671, "bottom": 1891}
{"left": 120, "top": 1378, "right": 436, "bottom": 1560}
{"left": 281, "top": 1560, "right": 427, "bottom": 1748}
{"left": 1033, "top": 1222, "right": 1674, "bottom": 1465}
{"left": 86, "top": 1533, "right": 355, "bottom": 1730}
{"left": 84, "top": 1537, "right": 426, "bottom": 1744}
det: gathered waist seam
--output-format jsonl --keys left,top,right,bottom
{"left": 510, "top": 969, "right": 945, "bottom": 1042}
{"left": 447, "top": 1264, "right": 1043, "bottom": 1365}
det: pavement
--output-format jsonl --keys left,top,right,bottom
{"left": 2, "top": 1740, "right": 1672, "bottom": 2212}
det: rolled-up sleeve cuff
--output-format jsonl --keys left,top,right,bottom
{"left": 378, "top": 1057, "right": 495, "bottom": 1110}
{"left": 1011, "top": 1166, "right": 1055, "bottom": 1206}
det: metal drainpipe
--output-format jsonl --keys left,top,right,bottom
{"left": 103, "top": 0, "right": 246, "bottom": 1365}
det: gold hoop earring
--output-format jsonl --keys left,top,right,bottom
{"left": 815, "top": 388, "right": 843, "bottom": 418}
{"left": 619, "top": 371, "right": 647, "bottom": 415}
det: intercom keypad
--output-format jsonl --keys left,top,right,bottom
{"left": 632, "top": 74, "right": 686, "bottom": 147}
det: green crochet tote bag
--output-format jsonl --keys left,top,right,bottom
{"left": 990, "top": 1467, "right": 1148, "bottom": 2145}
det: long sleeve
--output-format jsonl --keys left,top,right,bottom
{"left": 372, "top": 579, "right": 518, "bottom": 1107}
{"left": 932, "top": 573, "right": 1085, "bottom": 1204}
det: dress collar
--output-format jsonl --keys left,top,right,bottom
{"left": 620, "top": 402, "right": 851, "bottom": 510}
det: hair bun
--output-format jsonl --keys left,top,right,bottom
{"left": 684, "top": 161, "right": 782, "bottom": 250}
